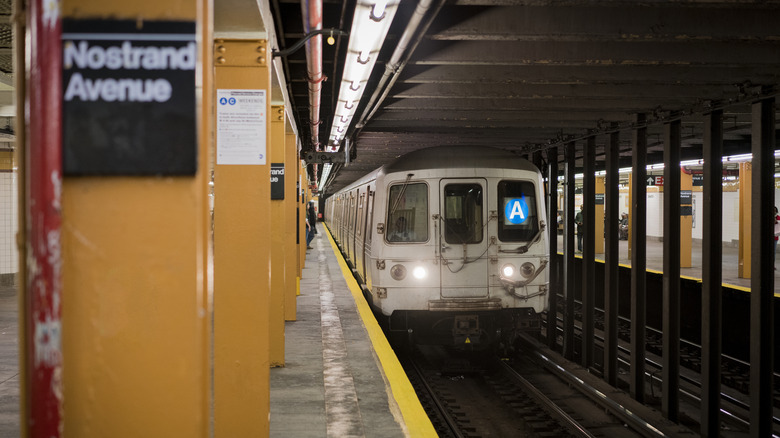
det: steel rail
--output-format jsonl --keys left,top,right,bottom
{"left": 407, "top": 357, "right": 464, "bottom": 438}
{"left": 544, "top": 311, "right": 780, "bottom": 434}
{"left": 497, "top": 360, "right": 595, "bottom": 438}
{"left": 518, "top": 337, "right": 668, "bottom": 438}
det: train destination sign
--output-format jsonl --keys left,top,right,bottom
{"left": 504, "top": 197, "right": 529, "bottom": 225}
{"left": 62, "top": 19, "right": 197, "bottom": 175}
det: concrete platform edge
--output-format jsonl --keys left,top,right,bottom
{"left": 323, "top": 226, "right": 438, "bottom": 438}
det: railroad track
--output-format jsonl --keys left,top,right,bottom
{"left": 545, "top": 298, "right": 780, "bottom": 435}
{"left": 394, "top": 342, "right": 673, "bottom": 437}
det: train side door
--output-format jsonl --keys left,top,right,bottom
{"left": 362, "top": 188, "right": 375, "bottom": 286}
{"left": 439, "top": 179, "right": 489, "bottom": 298}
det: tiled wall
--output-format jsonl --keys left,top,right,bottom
{"left": 0, "top": 149, "right": 18, "bottom": 284}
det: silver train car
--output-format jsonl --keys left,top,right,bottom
{"left": 324, "top": 146, "right": 549, "bottom": 348}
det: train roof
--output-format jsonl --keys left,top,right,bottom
{"left": 328, "top": 146, "right": 540, "bottom": 196}
{"left": 383, "top": 145, "right": 538, "bottom": 174}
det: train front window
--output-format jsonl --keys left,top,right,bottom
{"left": 443, "top": 184, "right": 483, "bottom": 244}
{"left": 386, "top": 182, "right": 428, "bottom": 243}
{"left": 498, "top": 180, "right": 539, "bottom": 242}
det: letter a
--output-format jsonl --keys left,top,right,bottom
{"left": 510, "top": 201, "right": 525, "bottom": 220}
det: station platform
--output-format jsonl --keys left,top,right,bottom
{"left": 270, "top": 226, "right": 435, "bottom": 437}
{"left": 1, "top": 230, "right": 774, "bottom": 436}
{"left": 556, "top": 235, "right": 780, "bottom": 294}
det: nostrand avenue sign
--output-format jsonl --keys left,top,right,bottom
{"left": 62, "top": 19, "right": 197, "bottom": 175}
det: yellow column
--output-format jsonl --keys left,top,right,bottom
{"left": 680, "top": 171, "right": 692, "bottom": 268}
{"left": 269, "top": 105, "right": 285, "bottom": 366}
{"left": 285, "top": 130, "right": 298, "bottom": 321}
{"left": 213, "top": 39, "right": 271, "bottom": 436}
{"left": 595, "top": 176, "right": 605, "bottom": 254}
{"left": 200, "top": 5, "right": 214, "bottom": 428}
{"left": 60, "top": 1, "right": 211, "bottom": 437}
{"left": 739, "top": 162, "right": 752, "bottom": 278}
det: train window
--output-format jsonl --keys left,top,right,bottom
{"left": 498, "top": 180, "right": 539, "bottom": 242}
{"left": 386, "top": 183, "right": 428, "bottom": 243}
{"left": 443, "top": 184, "right": 483, "bottom": 244}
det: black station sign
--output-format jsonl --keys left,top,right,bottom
{"left": 62, "top": 19, "right": 197, "bottom": 175}
{"left": 271, "top": 163, "right": 285, "bottom": 200}
{"left": 680, "top": 190, "right": 692, "bottom": 205}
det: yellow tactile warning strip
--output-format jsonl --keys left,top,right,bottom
{"left": 324, "top": 227, "right": 438, "bottom": 437}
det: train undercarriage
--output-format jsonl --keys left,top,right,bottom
{"left": 383, "top": 307, "right": 541, "bottom": 350}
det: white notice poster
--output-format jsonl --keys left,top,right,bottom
{"left": 216, "top": 89, "right": 267, "bottom": 165}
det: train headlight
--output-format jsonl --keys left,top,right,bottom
{"left": 520, "top": 262, "right": 536, "bottom": 279}
{"left": 412, "top": 266, "right": 427, "bottom": 280}
{"left": 390, "top": 264, "right": 407, "bottom": 281}
{"left": 501, "top": 264, "right": 515, "bottom": 278}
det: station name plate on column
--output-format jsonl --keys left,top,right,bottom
{"left": 62, "top": 19, "right": 197, "bottom": 175}
{"left": 216, "top": 89, "right": 267, "bottom": 165}
{"left": 271, "top": 163, "right": 284, "bottom": 200}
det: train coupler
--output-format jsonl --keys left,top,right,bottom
{"left": 453, "top": 315, "right": 481, "bottom": 345}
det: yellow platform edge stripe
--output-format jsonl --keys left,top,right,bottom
{"left": 324, "top": 227, "right": 438, "bottom": 437}
{"left": 556, "top": 252, "right": 774, "bottom": 296}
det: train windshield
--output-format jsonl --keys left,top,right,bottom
{"left": 386, "top": 182, "right": 428, "bottom": 243}
{"left": 443, "top": 183, "right": 483, "bottom": 244}
{"left": 498, "top": 180, "right": 539, "bottom": 242}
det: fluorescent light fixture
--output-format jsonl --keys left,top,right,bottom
{"left": 326, "top": 0, "right": 399, "bottom": 153}
{"left": 680, "top": 159, "right": 703, "bottom": 166}
{"left": 319, "top": 163, "right": 332, "bottom": 192}
{"left": 724, "top": 153, "right": 752, "bottom": 162}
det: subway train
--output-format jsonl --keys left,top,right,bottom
{"left": 324, "top": 146, "right": 549, "bottom": 348}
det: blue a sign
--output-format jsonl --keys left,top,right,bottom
{"left": 505, "top": 197, "right": 529, "bottom": 225}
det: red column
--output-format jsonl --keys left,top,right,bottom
{"left": 25, "top": 0, "right": 62, "bottom": 435}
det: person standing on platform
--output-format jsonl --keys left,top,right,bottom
{"left": 305, "top": 216, "right": 312, "bottom": 250}
{"left": 307, "top": 200, "right": 318, "bottom": 249}
{"left": 575, "top": 205, "right": 584, "bottom": 253}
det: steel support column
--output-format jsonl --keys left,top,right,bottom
{"left": 285, "top": 131, "right": 299, "bottom": 321}
{"left": 749, "top": 97, "right": 775, "bottom": 437}
{"left": 563, "top": 141, "right": 576, "bottom": 360}
{"left": 582, "top": 136, "right": 596, "bottom": 368}
{"left": 58, "top": 1, "right": 211, "bottom": 437}
{"left": 24, "top": 0, "right": 62, "bottom": 434}
{"left": 662, "top": 117, "right": 681, "bottom": 422}
{"left": 214, "top": 39, "right": 273, "bottom": 436}
{"left": 547, "top": 147, "right": 559, "bottom": 351}
{"left": 270, "top": 106, "right": 286, "bottom": 366}
{"left": 630, "top": 113, "right": 648, "bottom": 403}
{"left": 700, "top": 109, "right": 723, "bottom": 437}
{"left": 604, "top": 128, "right": 619, "bottom": 386}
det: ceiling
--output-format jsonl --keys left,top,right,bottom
{"left": 271, "top": 0, "right": 780, "bottom": 196}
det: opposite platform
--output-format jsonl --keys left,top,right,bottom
{"left": 270, "top": 225, "right": 436, "bottom": 438}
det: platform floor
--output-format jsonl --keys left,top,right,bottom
{"left": 270, "top": 226, "right": 434, "bottom": 437}
{"left": 0, "top": 283, "right": 19, "bottom": 438}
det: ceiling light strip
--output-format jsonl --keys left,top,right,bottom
{"left": 326, "top": 0, "right": 399, "bottom": 152}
